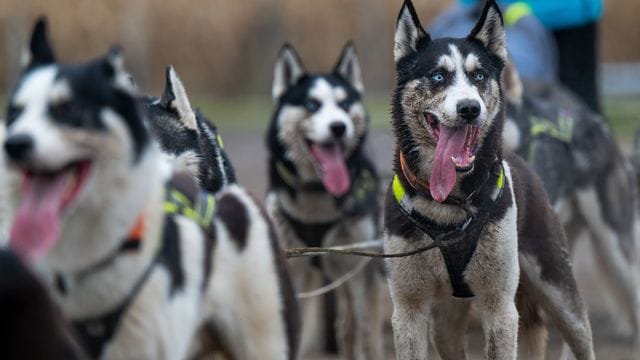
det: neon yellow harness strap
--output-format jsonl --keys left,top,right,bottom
{"left": 163, "top": 187, "right": 216, "bottom": 229}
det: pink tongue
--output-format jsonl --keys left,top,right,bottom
{"left": 309, "top": 144, "right": 351, "bottom": 196}
{"left": 430, "top": 125, "right": 469, "bottom": 202}
{"left": 9, "top": 172, "right": 70, "bottom": 263}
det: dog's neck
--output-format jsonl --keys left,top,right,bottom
{"left": 40, "top": 144, "right": 168, "bottom": 276}
{"left": 393, "top": 114, "right": 504, "bottom": 224}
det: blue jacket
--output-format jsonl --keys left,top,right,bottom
{"left": 460, "top": 0, "right": 603, "bottom": 29}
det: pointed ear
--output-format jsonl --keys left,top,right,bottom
{"left": 159, "top": 65, "right": 198, "bottom": 130}
{"left": 101, "top": 46, "right": 136, "bottom": 93}
{"left": 23, "top": 17, "right": 56, "bottom": 70}
{"left": 272, "top": 43, "right": 306, "bottom": 100}
{"left": 394, "top": 0, "right": 430, "bottom": 63}
{"left": 468, "top": 0, "right": 507, "bottom": 62}
{"left": 333, "top": 41, "right": 364, "bottom": 94}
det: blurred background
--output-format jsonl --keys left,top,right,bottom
{"left": 1, "top": 2, "right": 640, "bottom": 357}
{"left": 0, "top": 0, "right": 638, "bottom": 133}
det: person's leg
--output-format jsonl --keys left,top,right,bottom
{"left": 552, "top": 22, "right": 601, "bottom": 114}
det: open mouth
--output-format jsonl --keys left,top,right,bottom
{"left": 9, "top": 160, "right": 92, "bottom": 262}
{"left": 424, "top": 112, "right": 480, "bottom": 202}
{"left": 305, "top": 139, "right": 351, "bottom": 197}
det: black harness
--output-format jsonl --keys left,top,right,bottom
{"left": 69, "top": 174, "right": 216, "bottom": 358}
{"left": 276, "top": 162, "right": 378, "bottom": 270}
{"left": 391, "top": 162, "right": 505, "bottom": 298}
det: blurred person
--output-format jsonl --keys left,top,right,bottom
{"left": 432, "top": 0, "right": 603, "bottom": 113}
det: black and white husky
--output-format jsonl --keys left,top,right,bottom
{"left": 265, "top": 43, "right": 385, "bottom": 358}
{"left": 502, "top": 62, "right": 640, "bottom": 343}
{"left": 384, "top": 1, "right": 594, "bottom": 358}
{"left": 142, "top": 65, "right": 236, "bottom": 193}
{"left": 4, "top": 19, "right": 298, "bottom": 359}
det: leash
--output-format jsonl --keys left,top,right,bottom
{"left": 284, "top": 240, "right": 438, "bottom": 259}
{"left": 297, "top": 258, "right": 371, "bottom": 299}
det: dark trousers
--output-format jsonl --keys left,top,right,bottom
{"left": 552, "top": 22, "right": 601, "bottom": 114}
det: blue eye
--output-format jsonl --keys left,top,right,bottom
{"left": 473, "top": 72, "right": 486, "bottom": 82}
{"left": 305, "top": 99, "right": 320, "bottom": 112}
{"left": 431, "top": 73, "right": 445, "bottom": 82}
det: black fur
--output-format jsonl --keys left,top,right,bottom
{"left": 0, "top": 249, "right": 82, "bottom": 359}
{"left": 26, "top": 17, "right": 56, "bottom": 71}
{"left": 216, "top": 193, "right": 249, "bottom": 250}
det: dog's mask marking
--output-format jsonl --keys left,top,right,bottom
{"left": 393, "top": 0, "right": 505, "bottom": 202}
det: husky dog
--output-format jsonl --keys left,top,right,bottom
{"left": 4, "top": 19, "right": 298, "bottom": 359}
{"left": 142, "top": 66, "right": 236, "bottom": 193}
{"left": 265, "top": 43, "right": 385, "bottom": 359}
{"left": 502, "top": 62, "right": 640, "bottom": 342}
{"left": 384, "top": 1, "right": 594, "bottom": 358}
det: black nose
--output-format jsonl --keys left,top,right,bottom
{"left": 457, "top": 99, "right": 481, "bottom": 123}
{"left": 329, "top": 122, "right": 347, "bottom": 138}
{"left": 4, "top": 134, "right": 34, "bottom": 162}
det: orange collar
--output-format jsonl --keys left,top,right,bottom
{"left": 399, "top": 150, "right": 429, "bottom": 191}
{"left": 125, "top": 214, "right": 145, "bottom": 243}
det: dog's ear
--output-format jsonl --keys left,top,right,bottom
{"left": 272, "top": 43, "right": 306, "bottom": 100}
{"left": 159, "top": 65, "right": 198, "bottom": 130}
{"left": 394, "top": 0, "right": 430, "bottom": 63}
{"left": 333, "top": 41, "right": 364, "bottom": 94}
{"left": 100, "top": 46, "right": 136, "bottom": 93}
{"left": 468, "top": 0, "right": 507, "bottom": 62}
{"left": 22, "top": 17, "right": 56, "bottom": 70}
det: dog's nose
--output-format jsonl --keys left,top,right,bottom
{"left": 330, "top": 122, "right": 347, "bottom": 138}
{"left": 4, "top": 134, "right": 34, "bottom": 162}
{"left": 457, "top": 100, "right": 481, "bottom": 123}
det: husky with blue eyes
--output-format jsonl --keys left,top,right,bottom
{"left": 384, "top": 1, "right": 594, "bottom": 358}
{"left": 265, "top": 43, "right": 385, "bottom": 358}
{"left": 4, "top": 19, "right": 298, "bottom": 360}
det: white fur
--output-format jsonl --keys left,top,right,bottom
{"left": 304, "top": 78, "right": 354, "bottom": 143}
{"left": 502, "top": 117, "right": 521, "bottom": 151}
{"left": 167, "top": 66, "right": 197, "bottom": 130}
{"left": 441, "top": 45, "right": 488, "bottom": 125}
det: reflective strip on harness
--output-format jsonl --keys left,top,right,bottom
{"left": 163, "top": 188, "right": 216, "bottom": 229}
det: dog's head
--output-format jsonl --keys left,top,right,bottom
{"left": 142, "top": 65, "right": 235, "bottom": 193}
{"left": 268, "top": 42, "right": 367, "bottom": 197}
{"left": 4, "top": 19, "right": 148, "bottom": 262}
{"left": 392, "top": 0, "right": 506, "bottom": 202}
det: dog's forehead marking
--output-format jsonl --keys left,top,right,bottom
{"left": 48, "top": 79, "right": 72, "bottom": 104}
{"left": 437, "top": 54, "right": 456, "bottom": 73}
{"left": 310, "top": 78, "right": 347, "bottom": 102}
{"left": 464, "top": 54, "right": 481, "bottom": 72}
{"left": 13, "top": 66, "right": 57, "bottom": 106}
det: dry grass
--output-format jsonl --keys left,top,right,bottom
{"left": 0, "top": 0, "right": 638, "bottom": 96}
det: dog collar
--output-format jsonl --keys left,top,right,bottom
{"left": 392, "top": 162, "right": 505, "bottom": 298}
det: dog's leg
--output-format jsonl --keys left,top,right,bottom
{"left": 430, "top": 298, "right": 471, "bottom": 360}
{"left": 336, "top": 263, "right": 385, "bottom": 360}
{"left": 519, "top": 255, "right": 595, "bottom": 360}
{"left": 475, "top": 292, "right": 519, "bottom": 360}
{"left": 575, "top": 186, "right": 640, "bottom": 342}
{"left": 516, "top": 285, "right": 548, "bottom": 360}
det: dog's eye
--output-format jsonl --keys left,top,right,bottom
{"left": 431, "top": 73, "right": 445, "bottom": 83}
{"left": 49, "top": 101, "right": 82, "bottom": 126}
{"left": 304, "top": 99, "right": 321, "bottom": 113}
{"left": 338, "top": 99, "right": 351, "bottom": 110}
{"left": 6, "top": 104, "right": 23, "bottom": 125}
{"left": 472, "top": 71, "right": 486, "bottom": 82}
